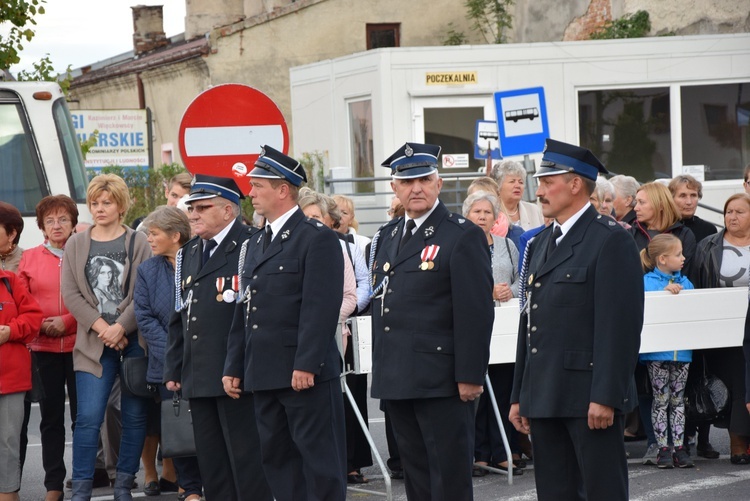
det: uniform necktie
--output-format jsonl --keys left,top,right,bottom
{"left": 546, "top": 225, "right": 563, "bottom": 260}
{"left": 202, "top": 238, "right": 217, "bottom": 267}
{"left": 399, "top": 219, "right": 416, "bottom": 253}
{"left": 263, "top": 225, "right": 273, "bottom": 252}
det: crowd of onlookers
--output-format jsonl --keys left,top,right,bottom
{"left": 2, "top": 161, "right": 750, "bottom": 500}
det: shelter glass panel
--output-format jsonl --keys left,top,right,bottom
{"left": 681, "top": 82, "right": 750, "bottom": 181}
{"left": 348, "top": 99, "right": 374, "bottom": 193}
{"left": 578, "top": 87, "right": 671, "bottom": 183}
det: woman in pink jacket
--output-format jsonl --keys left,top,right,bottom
{"left": 18, "top": 195, "right": 79, "bottom": 501}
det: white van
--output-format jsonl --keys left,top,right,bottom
{"left": 0, "top": 81, "right": 91, "bottom": 248}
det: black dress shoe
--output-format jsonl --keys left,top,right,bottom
{"left": 389, "top": 469, "right": 404, "bottom": 480}
{"left": 472, "top": 465, "right": 488, "bottom": 477}
{"left": 347, "top": 473, "right": 369, "bottom": 484}
{"left": 144, "top": 481, "right": 161, "bottom": 496}
{"left": 492, "top": 462, "right": 523, "bottom": 476}
{"left": 696, "top": 443, "right": 720, "bottom": 459}
{"left": 159, "top": 477, "right": 180, "bottom": 492}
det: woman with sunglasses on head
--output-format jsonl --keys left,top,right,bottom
{"left": 62, "top": 174, "right": 152, "bottom": 501}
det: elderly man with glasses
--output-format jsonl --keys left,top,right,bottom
{"left": 164, "top": 174, "right": 271, "bottom": 501}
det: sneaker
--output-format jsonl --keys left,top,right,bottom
{"left": 673, "top": 446, "right": 695, "bottom": 468}
{"left": 642, "top": 443, "right": 659, "bottom": 465}
{"left": 657, "top": 447, "right": 674, "bottom": 469}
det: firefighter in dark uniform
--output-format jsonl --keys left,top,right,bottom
{"left": 509, "top": 139, "right": 644, "bottom": 501}
{"left": 223, "top": 145, "right": 347, "bottom": 501}
{"left": 369, "top": 142, "right": 494, "bottom": 501}
{"left": 164, "top": 174, "right": 271, "bottom": 501}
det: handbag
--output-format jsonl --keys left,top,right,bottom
{"left": 161, "top": 392, "right": 196, "bottom": 458}
{"left": 117, "top": 233, "right": 151, "bottom": 398}
{"left": 120, "top": 355, "right": 152, "bottom": 398}
{"left": 685, "top": 357, "right": 729, "bottom": 423}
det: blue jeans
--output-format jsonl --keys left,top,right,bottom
{"left": 73, "top": 339, "right": 148, "bottom": 480}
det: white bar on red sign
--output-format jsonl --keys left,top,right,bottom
{"left": 184, "top": 125, "right": 284, "bottom": 156}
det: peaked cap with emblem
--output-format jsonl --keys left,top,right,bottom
{"left": 249, "top": 145, "right": 307, "bottom": 187}
{"left": 186, "top": 174, "right": 244, "bottom": 205}
{"left": 382, "top": 142, "right": 441, "bottom": 179}
{"left": 534, "top": 138, "right": 608, "bottom": 182}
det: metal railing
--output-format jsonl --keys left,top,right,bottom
{"left": 324, "top": 172, "right": 492, "bottom": 237}
{"left": 325, "top": 173, "right": 727, "bottom": 237}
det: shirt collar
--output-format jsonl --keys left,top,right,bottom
{"left": 206, "top": 218, "right": 236, "bottom": 248}
{"left": 404, "top": 198, "right": 440, "bottom": 234}
{"left": 554, "top": 202, "right": 591, "bottom": 242}
{"left": 267, "top": 205, "right": 299, "bottom": 241}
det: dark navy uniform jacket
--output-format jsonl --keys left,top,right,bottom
{"left": 224, "top": 208, "right": 344, "bottom": 391}
{"left": 511, "top": 206, "right": 643, "bottom": 418}
{"left": 164, "top": 218, "right": 256, "bottom": 399}
{"left": 370, "top": 201, "right": 495, "bottom": 400}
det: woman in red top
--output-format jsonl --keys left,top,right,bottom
{"left": 0, "top": 265, "right": 44, "bottom": 501}
{"left": 18, "top": 195, "right": 79, "bottom": 501}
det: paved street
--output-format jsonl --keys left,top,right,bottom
{"left": 20, "top": 385, "right": 750, "bottom": 500}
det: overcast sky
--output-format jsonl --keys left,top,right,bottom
{"left": 4, "top": 0, "right": 186, "bottom": 76}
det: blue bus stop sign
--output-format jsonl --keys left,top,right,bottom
{"left": 474, "top": 120, "right": 502, "bottom": 160}
{"left": 493, "top": 87, "right": 549, "bottom": 157}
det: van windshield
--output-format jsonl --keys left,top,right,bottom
{"left": 53, "top": 98, "right": 87, "bottom": 202}
{"left": 0, "top": 90, "right": 88, "bottom": 214}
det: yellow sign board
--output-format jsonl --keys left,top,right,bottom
{"left": 425, "top": 71, "right": 477, "bottom": 85}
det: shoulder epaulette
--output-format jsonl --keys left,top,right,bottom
{"left": 446, "top": 212, "right": 469, "bottom": 229}
{"left": 594, "top": 214, "right": 620, "bottom": 230}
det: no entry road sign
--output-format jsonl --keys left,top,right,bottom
{"left": 178, "top": 84, "right": 289, "bottom": 194}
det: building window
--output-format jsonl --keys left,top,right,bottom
{"left": 348, "top": 99, "right": 374, "bottom": 193}
{"left": 367, "top": 23, "right": 400, "bottom": 50}
{"left": 578, "top": 87, "right": 671, "bottom": 182}
{"left": 681, "top": 83, "right": 750, "bottom": 181}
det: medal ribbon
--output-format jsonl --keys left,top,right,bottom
{"left": 420, "top": 245, "right": 440, "bottom": 263}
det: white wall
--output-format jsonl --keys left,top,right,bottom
{"left": 291, "top": 34, "right": 750, "bottom": 233}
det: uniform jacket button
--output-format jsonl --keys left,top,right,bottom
{"left": 534, "top": 282, "right": 541, "bottom": 288}
{"left": 251, "top": 306, "right": 257, "bottom": 312}
{"left": 384, "top": 308, "right": 390, "bottom": 313}
{"left": 437, "top": 346, "right": 442, "bottom": 351}
{"left": 531, "top": 326, "right": 537, "bottom": 332}
{"left": 279, "top": 266, "right": 284, "bottom": 270}
{"left": 192, "top": 335, "right": 197, "bottom": 340}
{"left": 252, "top": 324, "right": 258, "bottom": 330}
{"left": 253, "top": 275, "right": 258, "bottom": 279}
{"left": 532, "top": 304, "right": 538, "bottom": 309}
{"left": 384, "top": 326, "right": 390, "bottom": 332}
{"left": 191, "top": 316, "right": 197, "bottom": 321}
{"left": 531, "top": 348, "right": 538, "bottom": 354}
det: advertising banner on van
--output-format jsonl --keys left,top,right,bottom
{"left": 71, "top": 110, "right": 150, "bottom": 172}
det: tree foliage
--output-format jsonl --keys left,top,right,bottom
{"left": 0, "top": 0, "right": 46, "bottom": 70}
{"left": 443, "top": 0, "right": 514, "bottom": 46}
{"left": 590, "top": 10, "right": 651, "bottom": 40}
{"left": 95, "top": 163, "right": 189, "bottom": 226}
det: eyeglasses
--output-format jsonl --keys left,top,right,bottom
{"left": 44, "top": 217, "right": 71, "bottom": 227}
{"left": 187, "top": 203, "right": 215, "bottom": 214}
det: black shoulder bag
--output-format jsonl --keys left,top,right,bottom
{"left": 119, "top": 233, "right": 152, "bottom": 398}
